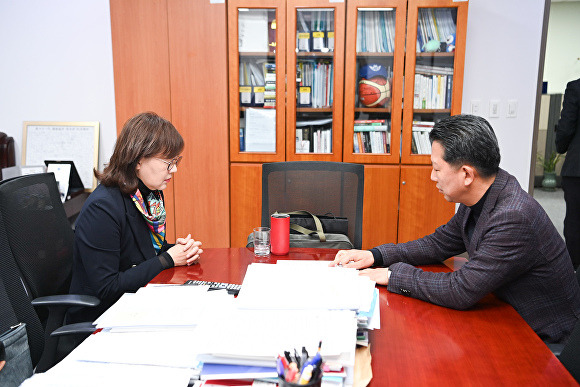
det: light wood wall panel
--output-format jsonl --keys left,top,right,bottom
{"left": 230, "top": 164, "right": 262, "bottom": 248}
{"left": 398, "top": 165, "right": 455, "bottom": 243}
{"left": 363, "top": 165, "right": 400, "bottom": 249}
{"left": 109, "top": 0, "right": 176, "bottom": 240}
{"left": 167, "top": 0, "right": 230, "bottom": 247}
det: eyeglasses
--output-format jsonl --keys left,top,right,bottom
{"left": 154, "top": 156, "right": 182, "bottom": 171}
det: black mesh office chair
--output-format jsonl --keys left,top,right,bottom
{"left": 262, "top": 161, "right": 364, "bottom": 249}
{"left": 0, "top": 173, "right": 98, "bottom": 372}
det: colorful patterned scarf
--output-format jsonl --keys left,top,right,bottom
{"left": 131, "top": 189, "right": 166, "bottom": 254}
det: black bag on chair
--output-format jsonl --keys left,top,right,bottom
{"left": 286, "top": 211, "right": 349, "bottom": 237}
{"left": 286, "top": 211, "right": 353, "bottom": 249}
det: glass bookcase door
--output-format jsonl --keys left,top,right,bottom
{"left": 343, "top": 1, "right": 405, "bottom": 164}
{"left": 229, "top": 2, "right": 286, "bottom": 162}
{"left": 287, "top": 1, "right": 344, "bottom": 162}
{"left": 411, "top": 7, "right": 456, "bottom": 156}
{"left": 402, "top": 1, "right": 467, "bottom": 164}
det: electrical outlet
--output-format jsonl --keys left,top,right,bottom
{"left": 471, "top": 100, "right": 481, "bottom": 115}
{"left": 507, "top": 99, "right": 518, "bottom": 118}
{"left": 489, "top": 100, "right": 500, "bottom": 118}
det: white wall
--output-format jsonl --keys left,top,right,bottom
{"left": 0, "top": 0, "right": 548, "bottom": 191}
{"left": 543, "top": 1, "right": 580, "bottom": 94}
{"left": 0, "top": 0, "right": 116, "bottom": 171}
{"left": 461, "top": 0, "right": 547, "bottom": 189}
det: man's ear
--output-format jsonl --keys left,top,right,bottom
{"left": 462, "top": 165, "right": 476, "bottom": 186}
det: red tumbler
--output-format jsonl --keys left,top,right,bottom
{"left": 270, "top": 213, "right": 290, "bottom": 255}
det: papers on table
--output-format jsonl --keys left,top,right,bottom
{"left": 66, "top": 329, "right": 202, "bottom": 369}
{"left": 95, "top": 285, "right": 234, "bottom": 330}
{"left": 31, "top": 260, "right": 380, "bottom": 387}
{"left": 20, "top": 361, "right": 193, "bottom": 387}
{"left": 195, "top": 308, "right": 357, "bottom": 368}
{"left": 236, "top": 262, "right": 376, "bottom": 312}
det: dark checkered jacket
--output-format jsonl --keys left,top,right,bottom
{"left": 376, "top": 168, "right": 580, "bottom": 344}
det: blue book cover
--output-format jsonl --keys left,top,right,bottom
{"left": 239, "top": 127, "right": 245, "bottom": 152}
{"left": 200, "top": 363, "right": 278, "bottom": 380}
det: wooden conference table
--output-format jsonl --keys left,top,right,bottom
{"left": 150, "top": 248, "right": 577, "bottom": 386}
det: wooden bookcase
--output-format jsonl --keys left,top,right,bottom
{"left": 228, "top": 0, "right": 468, "bottom": 248}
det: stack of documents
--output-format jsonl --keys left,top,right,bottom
{"left": 193, "top": 261, "right": 380, "bottom": 386}
{"left": 22, "top": 261, "right": 379, "bottom": 387}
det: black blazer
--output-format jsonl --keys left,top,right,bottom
{"left": 556, "top": 78, "right": 580, "bottom": 177}
{"left": 69, "top": 184, "right": 169, "bottom": 322}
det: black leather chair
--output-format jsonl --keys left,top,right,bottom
{"left": 261, "top": 161, "right": 364, "bottom": 249}
{"left": 0, "top": 173, "right": 98, "bottom": 372}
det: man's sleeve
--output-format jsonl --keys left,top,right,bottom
{"left": 556, "top": 81, "right": 580, "bottom": 154}
{"left": 386, "top": 210, "right": 536, "bottom": 310}
{"left": 373, "top": 206, "right": 467, "bottom": 267}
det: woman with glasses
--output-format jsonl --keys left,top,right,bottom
{"left": 68, "top": 112, "right": 202, "bottom": 323}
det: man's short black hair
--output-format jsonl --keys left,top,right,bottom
{"left": 429, "top": 114, "right": 500, "bottom": 178}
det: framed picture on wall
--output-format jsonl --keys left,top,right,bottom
{"left": 22, "top": 121, "right": 99, "bottom": 190}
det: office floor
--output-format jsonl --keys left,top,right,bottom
{"left": 533, "top": 187, "right": 565, "bottom": 238}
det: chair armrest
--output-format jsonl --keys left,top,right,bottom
{"left": 31, "top": 294, "right": 100, "bottom": 308}
{"left": 50, "top": 322, "right": 97, "bottom": 337}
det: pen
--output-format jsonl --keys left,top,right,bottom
{"left": 276, "top": 356, "right": 285, "bottom": 378}
{"left": 301, "top": 346, "right": 308, "bottom": 369}
{"left": 294, "top": 348, "right": 301, "bottom": 369}
{"left": 284, "top": 350, "right": 292, "bottom": 364}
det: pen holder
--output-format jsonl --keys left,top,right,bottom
{"left": 270, "top": 213, "right": 290, "bottom": 255}
{"left": 278, "top": 372, "right": 322, "bottom": 387}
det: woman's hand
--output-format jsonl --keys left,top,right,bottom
{"left": 328, "top": 249, "right": 374, "bottom": 269}
{"left": 168, "top": 234, "right": 203, "bottom": 266}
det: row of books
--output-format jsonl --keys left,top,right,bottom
{"left": 356, "top": 10, "right": 397, "bottom": 53}
{"left": 239, "top": 61, "right": 276, "bottom": 108}
{"left": 413, "top": 73, "right": 453, "bottom": 110}
{"left": 416, "top": 8, "right": 456, "bottom": 52}
{"left": 296, "top": 126, "right": 332, "bottom": 153}
{"left": 412, "top": 121, "right": 434, "bottom": 154}
{"left": 297, "top": 60, "right": 334, "bottom": 108}
{"left": 353, "top": 119, "right": 391, "bottom": 154}
{"left": 297, "top": 10, "right": 335, "bottom": 52}
{"left": 353, "top": 131, "right": 390, "bottom": 154}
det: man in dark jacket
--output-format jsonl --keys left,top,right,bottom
{"left": 332, "top": 114, "right": 580, "bottom": 345}
{"left": 556, "top": 77, "right": 580, "bottom": 269}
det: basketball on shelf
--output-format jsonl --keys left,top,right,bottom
{"left": 359, "top": 76, "right": 391, "bottom": 107}
{"left": 358, "top": 64, "right": 391, "bottom": 107}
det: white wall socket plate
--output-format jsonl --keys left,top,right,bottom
{"left": 489, "top": 100, "right": 500, "bottom": 118}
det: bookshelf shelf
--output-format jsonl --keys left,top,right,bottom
{"left": 355, "top": 107, "right": 392, "bottom": 113}
{"left": 356, "top": 52, "right": 395, "bottom": 57}
{"left": 296, "top": 107, "right": 333, "bottom": 113}
{"left": 413, "top": 109, "right": 451, "bottom": 113}
{"left": 238, "top": 52, "right": 276, "bottom": 57}
{"left": 416, "top": 52, "right": 454, "bottom": 58}
{"left": 296, "top": 52, "right": 335, "bottom": 58}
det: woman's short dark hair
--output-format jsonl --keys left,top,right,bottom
{"left": 429, "top": 114, "right": 500, "bottom": 178}
{"left": 96, "top": 112, "right": 184, "bottom": 194}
